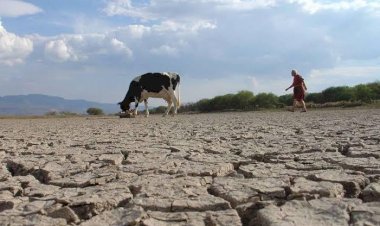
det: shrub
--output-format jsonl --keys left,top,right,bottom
{"left": 45, "top": 111, "right": 58, "bottom": 116}
{"left": 86, "top": 107, "right": 104, "bottom": 115}
{"left": 232, "top": 91, "right": 255, "bottom": 110}
{"left": 367, "top": 82, "right": 380, "bottom": 99}
{"left": 354, "top": 84, "right": 374, "bottom": 103}
{"left": 321, "top": 86, "right": 355, "bottom": 102}
{"left": 150, "top": 106, "right": 167, "bottom": 114}
{"left": 253, "top": 93, "right": 279, "bottom": 109}
{"left": 45, "top": 111, "right": 78, "bottom": 117}
{"left": 279, "top": 94, "right": 293, "bottom": 106}
{"left": 154, "top": 81, "right": 380, "bottom": 113}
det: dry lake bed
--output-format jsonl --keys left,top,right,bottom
{"left": 1, "top": 109, "right": 380, "bottom": 226}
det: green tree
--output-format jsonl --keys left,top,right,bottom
{"left": 366, "top": 82, "right": 380, "bottom": 100}
{"left": 175, "top": 81, "right": 380, "bottom": 113}
{"left": 232, "top": 90, "right": 255, "bottom": 110}
{"left": 209, "top": 95, "right": 227, "bottom": 111}
{"left": 354, "top": 84, "right": 374, "bottom": 103}
{"left": 279, "top": 94, "right": 293, "bottom": 106}
{"left": 86, "top": 107, "right": 104, "bottom": 115}
{"left": 196, "top": 98, "right": 212, "bottom": 112}
{"left": 321, "top": 86, "right": 355, "bottom": 102}
{"left": 150, "top": 106, "right": 167, "bottom": 114}
{"left": 178, "top": 103, "right": 198, "bottom": 113}
{"left": 336, "top": 86, "right": 355, "bottom": 101}
{"left": 253, "top": 93, "right": 279, "bottom": 109}
{"left": 305, "top": 92, "right": 324, "bottom": 103}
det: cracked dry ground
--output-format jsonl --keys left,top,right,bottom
{"left": 0, "top": 109, "right": 380, "bottom": 226}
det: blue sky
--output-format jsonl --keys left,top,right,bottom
{"left": 0, "top": 0, "right": 379, "bottom": 104}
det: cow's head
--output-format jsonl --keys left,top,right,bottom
{"left": 118, "top": 101, "right": 129, "bottom": 112}
{"left": 118, "top": 96, "right": 134, "bottom": 112}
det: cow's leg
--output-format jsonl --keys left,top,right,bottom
{"left": 163, "top": 99, "right": 172, "bottom": 117}
{"left": 144, "top": 99, "right": 149, "bottom": 117}
{"left": 134, "top": 102, "right": 139, "bottom": 116}
{"left": 168, "top": 88, "right": 179, "bottom": 115}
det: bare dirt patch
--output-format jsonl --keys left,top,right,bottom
{"left": 1, "top": 109, "right": 379, "bottom": 225}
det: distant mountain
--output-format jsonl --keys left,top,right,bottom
{"left": 0, "top": 94, "right": 119, "bottom": 115}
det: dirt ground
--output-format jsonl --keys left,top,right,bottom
{"left": 1, "top": 109, "right": 379, "bottom": 225}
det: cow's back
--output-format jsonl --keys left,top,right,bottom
{"left": 137, "top": 73, "right": 170, "bottom": 93}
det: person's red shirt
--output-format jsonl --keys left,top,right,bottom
{"left": 292, "top": 75, "right": 304, "bottom": 87}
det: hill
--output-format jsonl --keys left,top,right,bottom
{"left": 0, "top": 94, "right": 119, "bottom": 115}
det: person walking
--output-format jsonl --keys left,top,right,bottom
{"left": 285, "top": 69, "right": 307, "bottom": 112}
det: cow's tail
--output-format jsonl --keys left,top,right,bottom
{"left": 176, "top": 82, "right": 181, "bottom": 109}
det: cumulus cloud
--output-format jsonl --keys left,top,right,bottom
{"left": 288, "top": 0, "right": 380, "bottom": 14}
{"left": 44, "top": 34, "right": 132, "bottom": 62}
{"left": 108, "top": 18, "right": 215, "bottom": 61}
{"left": 45, "top": 39, "right": 79, "bottom": 62}
{"left": 110, "top": 19, "right": 216, "bottom": 39}
{"left": 104, "top": 0, "right": 380, "bottom": 18}
{"left": 2, "top": 1, "right": 380, "bottom": 103}
{"left": 118, "top": 25, "right": 151, "bottom": 39}
{"left": 152, "top": 19, "right": 216, "bottom": 35}
{"left": 213, "top": 0, "right": 277, "bottom": 11}
{"left": 310, "top": 65, "right": 380, "bottom": 78}
{"left": 0, "top": 0, "right": 42, "bottom": 17}
{"left": 103, "top": 0, "right": 277, "bottom": 21}
{"left": 103, "top": 0, "right": 153, "bottom": 19}
{"left": 150, "top": 45, "right": 178, "bottom": 56}
{"left": 0, "top": 21, "right": 33, "bottom": 65}
{"left": 109, "top": 38, "right": 133, "bottom": 56}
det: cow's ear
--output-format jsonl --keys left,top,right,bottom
{"left": 117, "top": 102, "right": 122, "bottom": 105}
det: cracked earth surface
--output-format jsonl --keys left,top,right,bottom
{"left": 0, "top": 109, "right": 379, "bottom": 226}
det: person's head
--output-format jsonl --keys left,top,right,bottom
{"left": 291, "top": 69, "right": 297, "bottom": 77}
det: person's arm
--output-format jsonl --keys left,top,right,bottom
{"left": 285, "top": 84, "right": 294, "bottom": 91}
{"left": 303, "top": 81, "right": 307, "bottom": 91}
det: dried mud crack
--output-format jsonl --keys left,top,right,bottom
{"left": 0, "top": 109, "right": 379, "bottom": 226}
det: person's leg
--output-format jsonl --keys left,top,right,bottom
{"left": 301, "top": 100, "right": 307, "bottom": 112}
{"left": 292, "top": 100, "right": 297, "bottom": 112}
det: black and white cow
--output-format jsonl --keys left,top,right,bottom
{"left": 118, "top": 72, "right": 180, "bottom": 117}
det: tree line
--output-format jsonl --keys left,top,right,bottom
{"left": 150, "top": 81, "right": 380, "bottom": 113}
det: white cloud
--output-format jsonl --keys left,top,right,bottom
{"left": 103, "top": 0, "right": 153, "bottom": 19}
{"left": 152, "top": 19, "right": 216, "bottom": 35}
{"left": 310, "top": 65, "right": 380, "bottom": 78}
{"left": 288, "top": 0, "right": 380, "bottom": 14}
{"left": 119, "top": 25, "right": 151, "bottom": 39}
{"left": 45, "top": 39, "right": 79, "bottom": 62}
{"left": 2, "top": 1, "right": 380, "bottom": 104}
{"left": 109, "top": 19, "right": 215, "bottom": 59}
{"left": 0, "top": 21, "right": 33, "bottom": 65}
{"left": 150, "top": 45, "right": 178, "bottom": 56}
{"left": 110, "top": 38, "right": 133, "bottom": 56}
{"left": 44, "top": 34, "right": 133, "bottom": 62}
{"left": 0, "top": 0, "right": 42, "bottom": 17}
{"left": 213, "top": 0, "right": 278, "bottom": 11}
{"left": 103, "top": 0, "right": 277, "bottom": 20}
